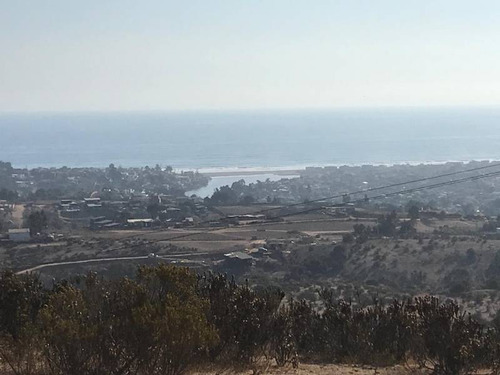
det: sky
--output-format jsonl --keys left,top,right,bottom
{"left": 1, "top": 0, "right": 500, "bottom": 112}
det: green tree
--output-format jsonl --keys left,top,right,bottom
{"left": 146, "top": 203, "right": 160, "bottom": 219}
{"left": 27, "top": 210, "right": 48, "bottom": 236}
{"left": 107, "top": 163, "right": 123, "bottom": 182}
{"left": 399, "top": 220, "right": 416, "bottom": 236}
{"left": 408, "top": 205, "right": 420, "bottom": 220}
{"left": 0, "top": 271, "right": 46, "bottom": 375}
{"left": 413, "top": 297, "right": 486, "bottom": 375}
{"left": 209, "top": 186, "right": 238, "bottom": 205}
{"left": 376, "top": 211, "right": 398, "bottom": 237}
{"left": 198, "top": 273, "right": 284, "bottom": 363}
{"left": 40, "top": 285, "right": 96, "bottom": 374}
{"left": 40, "top": 267, "right": 217, "bottom": 375}
{"left": 0, "top": 188, "right": 18, "bottom": 202}
{"left": 135, "top": 265, "right": 218, "bottom": 375}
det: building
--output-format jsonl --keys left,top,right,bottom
{"left": 8, "top": 228, "right": 30, "bottom": 242}
{"left": 84, "top": 197, "right": 101, "bottom": 204}
{"left": 90, "top": 219, "right": 114, "bottom": 229}
{"left": 127, "top": 218, "right": 154, "bottom": 228}
{"left": 223, "top": 251, "right": 254, "bottom": 266}
{"left": 248, "top": 247, "right": 271, "bottom": 257}
{"left": 84, "top": 197, "right": 102, "bottom": 208}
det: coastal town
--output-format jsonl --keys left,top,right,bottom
{"left": 2, "top": 160, "right": 499, "bottom": 241}
{"left": 2, "top": 160, "right": 500, "bottom": 318}
{"left": 4, "top": 0, "right": 500, "bottom": 373}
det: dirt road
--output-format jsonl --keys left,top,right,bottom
{"left": 11, "top": 203, "right": 25, "bottom": 228}
{"left": 15, "top": 252, "right": 210, "bottom": 275}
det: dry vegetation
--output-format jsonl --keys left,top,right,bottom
{"left": 189, "top": 363, "right": 419, "bottom": 374}
{"left": 2, "top": 267, "right": 500, "bottom": 375}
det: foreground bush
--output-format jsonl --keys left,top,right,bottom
{"left": 135, "top": 266, "right": 217, "bottom": 375}
{"left": 412, "top": 297, "right": 488, "bottom": 375}
{"left": 0, "top": 267, "right": 499, "bottom": 374}
{"left": 1, "top": 267, "right": 216, "bottom": 375}
{"left": 0, "top": 271, "right": 45, "bottom": 375}
{"left": 198, "top": 273, "right": 283, "bottom": 363}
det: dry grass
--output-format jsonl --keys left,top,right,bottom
{"left": 257, "top": 220, "right": 373, "bottom": 232}
{"left": 189, "top": 363, "right": 425, "bottom": 375}
{"left": 163, "top": 240, "right": 246, "bottom": 252}
{"left": 215, "top": 205, "right": 281, "bottom": 215}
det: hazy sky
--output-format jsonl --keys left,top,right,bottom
{"left": 2, "top": 0, "right": 500, "bottom": 112}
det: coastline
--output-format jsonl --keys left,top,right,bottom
{"left": 185, "top": 159, "right": 500, "bottom": 197}
{"left": 203, "top": 169, "right": 303, "bottom": 177}
{"left": 5, "top": 159, "right": 498, "bottom": 176}
{"left": 3, "top": 109, "right": 500, "bottom": 171}
{"left": 189, "top": 159, "right": 497, "bottom": 178}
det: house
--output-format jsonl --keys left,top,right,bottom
{"left": 84, "top": 197, "right": 101, "bottom": 204}
{"left": 159, "top": 207, "right": 182, "bottom": 220}
{"left": 265, "top": 239, "right": 288, "bottom": 251}
{"left": 60, "top": 200, "right": 81, "bottom": 213}
{"left": 8, "top": 228, "right": 30, "bottom": 242}
{"left": 226, "top": 214, "right": 265, "bottom": 220}
{"left": 90, "top": 216, "right": 106, "bottom": 224}
{"left": 0, "top": 200, "right": 9, "bottom": 213}
{"left": 86, "top": 203, "right": 103, "bottom": 209}
{"left": 248, "top": 247, "right": 271, "bottom": 257}
{"left": 127, "top": 218, "right": 154, "bottom": 228}
{"left": 103, "top": 222, "right": 121, "bottom": 229}
{"left": 129, "top": 194, "right": 148, "bottom": 204}
{"left": 84, "top": 198, "right": 102, "bottom": 208}
{"left": 325, "top": 204, "right": 356, "bottom": 216}
{"left": 183, "top": 217, "right": 195, "bottom": 226}
{"left": 90, "top": 219, "right": 114, "bottom": 229}
{"left": 224, "top": 251, "right": 254, "bottom": 264}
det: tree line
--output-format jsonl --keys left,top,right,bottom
{"left": 1, "top": 265, "right": 500, "bottom": 375}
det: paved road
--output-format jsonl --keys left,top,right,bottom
{"left": 16, "top": 252, "right": 210, "bottom": 275}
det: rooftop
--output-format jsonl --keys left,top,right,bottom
{"left": 8, "top": 228, "right": 30, "bottom": 234}
{"left": 127, "top": 218, "right": 154, "bottom": 224}
{"left": 224, "top": 251, "right": 253, "bottom": 260}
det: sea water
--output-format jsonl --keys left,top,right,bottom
{"left": 1, "top": 108, "right": 500, "bottom": 170}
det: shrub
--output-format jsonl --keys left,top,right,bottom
{"left": 40, "top": 266, "right": 217, "bottom": 375}
{"left": 0, "top": 271, "right": 46, "bottom": 375}
{"left": 198, "top": 273, "right": 284, "bottom": 363}
{"left": 134, "top": 265, "right": 218, "bottom": 375}
{"left": 0, "top": 267, "right": 498, "bottom": 374}
{"left": 412, "top": 297, "right": 486, "bottom": 375}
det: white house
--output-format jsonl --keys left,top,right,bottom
{"left": 8, "top": 228, "right": 30, "bottom": 242}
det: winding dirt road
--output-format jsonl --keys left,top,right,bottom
{"left": 15, "top": 252, "right": 210, "bottom": 275}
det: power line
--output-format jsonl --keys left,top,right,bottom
{"left": 246, "top": 161, "right": 500, "bottom": 216}
{"left": 115, "top": 162, "right": 500, "bottom": 240}
{"left": 21, "top": 165, "right": 500, "bottom": 272}
{"left": 260, "top": 169, "right": 500, "bottom": 220}
{"left": 130, "top": 167, "right": 500, "bottom": 244}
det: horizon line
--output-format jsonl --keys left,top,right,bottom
{"left": 2, "top": 104, "right": 500, "bottom": 115}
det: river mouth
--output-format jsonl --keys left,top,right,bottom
{"left": 185, "top": 173, "right": 299, "bottom": 198}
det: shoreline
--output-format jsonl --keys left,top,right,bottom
{"left": 193, "top": 159, "right": 498, "bottom": 178}
{"left": 5, "top": 159, "right": 498, "bottom": 175}
{"left": 203, "top": 169, "right": 303, "bottom": 177}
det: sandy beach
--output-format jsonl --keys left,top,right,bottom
{"left": 204, "top": 169, "right": 303, "bottom": 177}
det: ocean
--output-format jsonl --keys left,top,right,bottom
{"left": 1, "top": 108, "right": 500, "bottom": 171}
